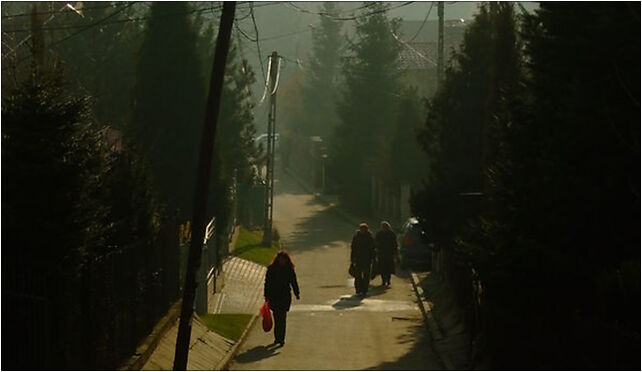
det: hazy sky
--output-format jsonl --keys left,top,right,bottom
{"left": 387, "top": 2, "right": 540, "bottom": 21}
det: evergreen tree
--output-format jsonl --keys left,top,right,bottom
{"left": 130, "top": 2, "right": 205, "bottom": 219}
{"left": 2, "top": 72, "right": 108, "bottom": 270}
{"left": 413, "top": 4, "right": 494, "bottom": 245}
{"left": 413, "top": 3, "right": 640, "bottom": 369}
{"left": 1, "top": 69, "right": 111, "bottom": 368}
{"left": 51, "top": 2, "right": 144, "bottom": 128}
{"left": 389, "top": 86, "right": 427, "bottom": 187}
{"left": 329, "top": 3, "right": 403, "bottom": 213}
{"left": 301, "top": 2, "right": 343, "bottom": 139}
{"left": 196, "top": 12, "right": 263, "bottom": 227}
{"left": 215, "top": 43, "right": 263, "bottom": 228}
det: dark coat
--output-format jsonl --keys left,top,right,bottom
{"left": 375, "top": 229, "right": 398, "bottom": 274}
{"left": 264, "top": 263, "right": 300, "bottom": 312}
{"left": 351, "top": 230, "right": 375, "bottom": 267}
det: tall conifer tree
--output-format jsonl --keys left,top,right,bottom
{"left": 329, "top": 3, "right": 403, "bottom": 212}
{"left": 301, "top": 2, "right": 343, "bottom": 139}
{"left": 130, "top": 2, "right": 205, "bottom": 218}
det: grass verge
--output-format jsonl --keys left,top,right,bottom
{"left": 199, "top": 314, "right": 253, "bottom": 342}
{"left": 233, "top": 227, "right": 279, "bottom": 266}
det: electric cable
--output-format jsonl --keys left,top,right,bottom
{"left": 249, "top": 2, "right": 266, "bottom": 86}
{"left": 257, "top": 55, "right": 272, "bottom": 106}
{"left": 407, "top": 2, "right": 435, "bottom": 43}
{"left": 285, "top": 2, "right": 415, "bottom": 22}
{"left": 270, "top": 56, "right": 282, "bottom": 95}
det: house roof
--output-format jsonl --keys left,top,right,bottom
{"left": 397, "top": 19, "right": 468, "bottom": 71}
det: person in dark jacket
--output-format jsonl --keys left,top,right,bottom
{"left": 350, "top": 222, "right": 375, "bottom": 296}
{"left": 264, "top": 250, "right": 300, "bottom": 346}
{"left": 375, "top": 221, "right": 398, "bottom": 287}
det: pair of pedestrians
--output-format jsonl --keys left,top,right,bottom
{"left": 350, "top": 221, "right": 398, "bottom": 296}
{"left": 261, "top": 222, "right": 398, "bottom": 346}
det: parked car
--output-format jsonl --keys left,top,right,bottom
{"left": 399, "top": 217, "right": 432, "bottom": 270}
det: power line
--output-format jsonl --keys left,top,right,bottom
{"left": 257, "top": 54, "right": 272, "bottom": 106}
{"left": 53, "top": 2, "right": 138, "bottom": 47}
{"left": 1, "top": 2, "right": 132, "bottom": 19}
{"left": 249, "top": 2, "right": 266, "bottom": 85}
{"left": 281, "top": 2, "right": 374, "bottom": 19}
{"left": 408, "top": 2, "right": 435, "bottom": 43}
{"left": 3, "top": 2, "right": 221, "bottom": 33}
{"left": 2, "top": 2, "right": 137, "bottom": 72}
{"left": 235, "top": 22, "right": 257, "bottom": 42}
{"left": 2, "top": 2, "right": 279, "bottom": 33}
{"left": 391, "top": 30, "right": 437, "bottom": 66}
{"left": 279, "top": 53, "right": 404, "bottom": 98}
{"left": 270, "top": 56, "right": 282, "bottom": 95}
{"left": 285, "top": 2, "right": 415, "bottom": 21}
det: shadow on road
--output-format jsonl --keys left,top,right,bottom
{"left": 233, "top": 344, "right": 281, "bottom": 364}
{"left": 272, "top": 172, "right": 310, "bottom": 196}
{"left": 362, "top": 323, "right": 440, "bottom": 371}
{"left": 331, "top": 295, "right": 364, "bottom": 310}
{"left": 280, "top": 203, "right": 356, "bottom": 252}
{"left": 365, "top": 284, "right": 388, "bottom": 297}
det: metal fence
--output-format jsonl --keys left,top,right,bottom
{"left": 2, "top": 217, "right": 181, "bottom": 370}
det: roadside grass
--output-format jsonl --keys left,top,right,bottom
{"left": 233, "top": 227, "right": 279, "bottom": 266}
{"left": 199, "top": 314, "right": 253, "bottom": 341}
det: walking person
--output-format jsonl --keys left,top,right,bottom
{"left": 264, "top": 250, "right": 300, "bottom": 346}
{"left": 350, "top": 222, "right": 375, "bottom": 296}
{"left": 375, "top": 221, "right": 398, "bottom": 287}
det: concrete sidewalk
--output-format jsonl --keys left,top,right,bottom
{"left": 411, "top": 271, "right": 473, "bottom": 370}
{"left": 135, "top": 257, "right": 265, "bottom": 370}
{"left": 209, "top": 257, "right": 266, "bottom": 315}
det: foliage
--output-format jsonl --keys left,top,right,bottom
{"left": 49, "top": 2, "right": 144, "bottom": 129}
{"left": 413, "top": 3, "right": 640, "bottom": 369}
{"left": 2, "top": 70, "right": 107, "bottom": 369}
{"left": 300, "top": 2, "right": 343, "bottom": 140}
{"left": 196, "top": 10, "right": 263, "bottom": 229}
{"left": 130, "top": 2, "right": 205, "bottom": 219}
{"left": 329, "top": 2, "right": 403, "bottom": 213}
{"left": 389, "top": 86, "right": 427, "bottom": 187}
{"left": 2, "top": 71, "right": 108, "bottom": 269}
{"left": 2, "top": 69, "right": 168, "bottom": 369}
{"left": 233, "top": 227, "right": 279, "bottom": 266}
{"left": 216, "top": 44, "right": 264, "bottom": 228}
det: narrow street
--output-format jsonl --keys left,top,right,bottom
{"left": 229, "top": 166, "right": 442, "bottom": 370}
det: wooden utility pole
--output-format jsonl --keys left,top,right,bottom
{"left": 437, "top": 1, "right": 444, "bottom": 86}
{"left": 262, "top": 51, "right": 279, "bottom": 246}
{"left": 30, "top": 4, "right": 45, "bottom": 78}
{"left": 173, "top": 2, "right": 236, "bottom": 370}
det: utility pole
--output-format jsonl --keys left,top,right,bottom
{"left": 437, "top": 1, "right": 444, "bottom": 86}
{"left": 263, "top": 51, "right": 279, "bottom": 246}
{"left": 173, "top": 2, "right": 236, "bottom": 370}
{"left": 30, "top": 4, "right": 45, "bottom": 78}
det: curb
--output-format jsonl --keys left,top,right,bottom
{"left": 408, "top": 272, "right": 455, "bottom": 371}
{"left": 215, "top": 313, "right": 260, "bottom": 370}
{"left": 120, "top": 300, "right": 183, "bottom": 370}
{"left": 285, "top": 166, "right": 455, "bottom": 370}
{"left": 215, "top": 231, "right": 263, "bottom": 370}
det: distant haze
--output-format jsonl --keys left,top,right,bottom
{"left": 243, "top": 2, "right": 539, "bottom": 123}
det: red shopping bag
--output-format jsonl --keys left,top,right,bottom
{"left": 260, "top": 301, "right": 273, "bottom": 332}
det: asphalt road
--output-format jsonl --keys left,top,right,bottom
{"left": 228, "top": 166, "right": 442, "bottom": 370}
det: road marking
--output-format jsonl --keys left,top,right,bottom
{"left": 291, "top": 295, "right": 419, "bottom": 313}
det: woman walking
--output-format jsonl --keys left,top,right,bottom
{"left": 264, "top": 250, "right": 300, "bottom": 346}
{"left": 375, "top": 221, "right": 398, "bottom": 287}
